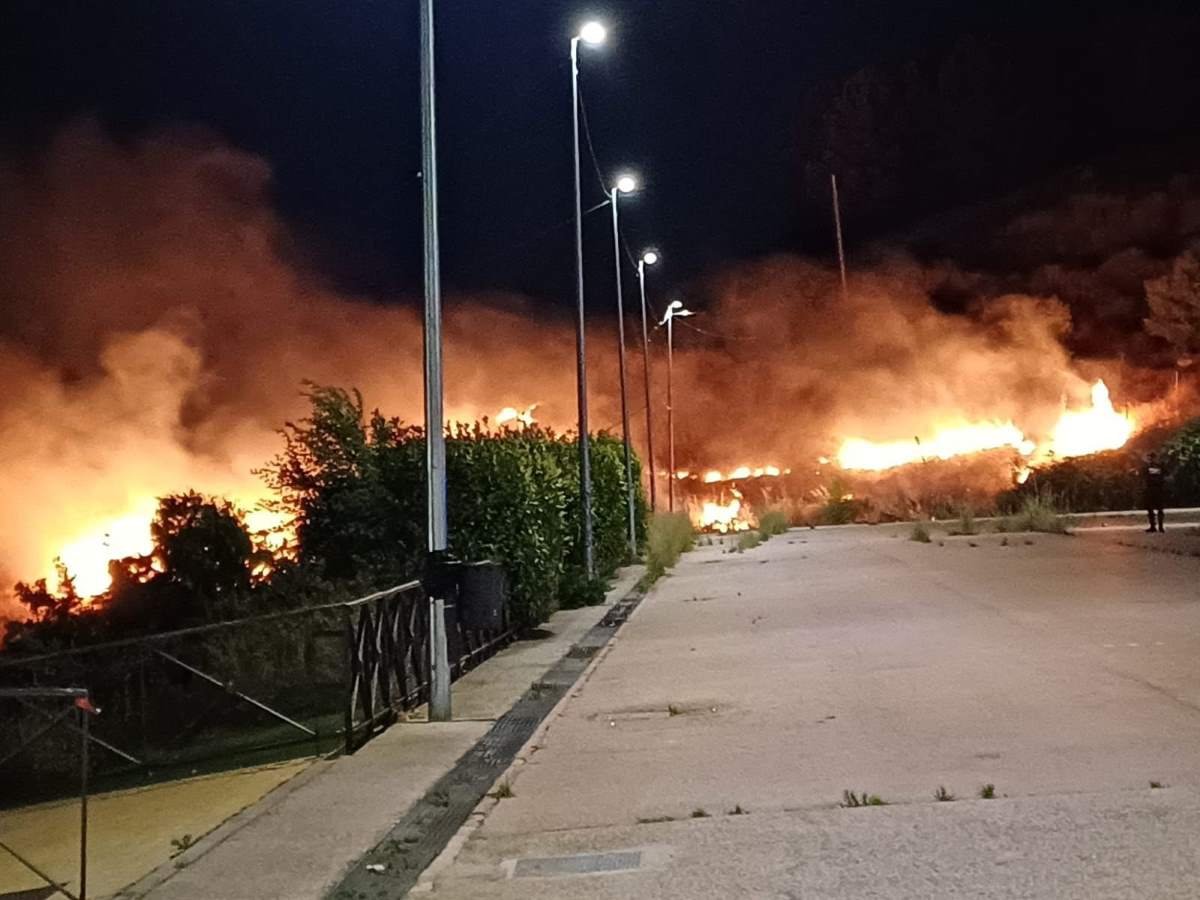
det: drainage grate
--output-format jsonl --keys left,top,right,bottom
{"left": 513, "top": 850, "right": 642, "bottom": 879}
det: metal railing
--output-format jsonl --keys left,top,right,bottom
{"left": 0, "top": 686, "right": 95, "bottom": 900}
{"left": 0, "top": 576, "right": 515, "bottom": 806}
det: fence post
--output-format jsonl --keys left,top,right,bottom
{"left": 79, "top": 703, "right": 89, "bottom": 900}
{"left": 342, "top": 607, "right": 355, "bottom": 755}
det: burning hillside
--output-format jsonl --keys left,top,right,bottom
{"left": 0, "top": 122, "right": 1185, "bottom": 616}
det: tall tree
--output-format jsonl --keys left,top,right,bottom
{"left": 1144, "top": 249, "right": 1200, "bottom": 359}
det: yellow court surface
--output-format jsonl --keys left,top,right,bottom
{"left": 1, "top": 759, "right": 310, "bottom": 898}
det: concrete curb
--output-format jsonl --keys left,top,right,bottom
{"left": 410, "top": 575, "right": 651, "bottom": 894}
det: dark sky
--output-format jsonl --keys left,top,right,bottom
{"left": 3, "top": 0, "right": 1196, "bottom": 310}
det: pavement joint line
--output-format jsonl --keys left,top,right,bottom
{"left": 327, "top": 570, "right": 650, "bottom": 900}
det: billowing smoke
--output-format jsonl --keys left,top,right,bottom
{"left": 0, "top": 121, "right": 1170, "bottom": 610}
{"left": 0, "top": 121, "right": 609, "bottom": 608}
{"left": 665, "top": 255, "right": 1109, "bottom": 470}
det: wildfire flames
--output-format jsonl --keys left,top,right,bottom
{"left": 0, "top": 125, "right": 1177, "bottom": 623}
{"left": 836, "top": 380, "right": 1134, "bottom": 472}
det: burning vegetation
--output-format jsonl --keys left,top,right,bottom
{"left": 0, "top": 122, "right": 1197, "bottom": 619}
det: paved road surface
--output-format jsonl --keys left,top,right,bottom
{"left": 427, "top": 526, "right": 1200, "bottom": 898}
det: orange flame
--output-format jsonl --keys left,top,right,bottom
{"left": 837, "top": 380, "right": 1134, "bottom": 472}
{"left": 495, "top": 404, "right": 538, "bottom": 428}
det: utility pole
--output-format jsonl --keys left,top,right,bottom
{"left": 831, "top": 173, "right": 848, "bottom": 303}
{"left": 420, "top": 0, "right": 450, "bottom": 722}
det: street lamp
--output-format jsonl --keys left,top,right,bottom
{"left": 419, "top": 0, "right": 451, "bottom": 722}
{"left": 570, "top": 19, "right": 606, "bottom": 578}
{"left": 637, "top": 249, "right": 659, "bottom": 512}
{"left": 609, "top": 173, "right": 639, "bottom": 560}
{"left": 660, "top": 299, "right": 695, "bottom": 512}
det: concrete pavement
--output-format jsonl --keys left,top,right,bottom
{"left": 426, "top": 525, "right": 1200, "bottom": 898}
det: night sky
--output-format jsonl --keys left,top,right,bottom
{"left": 4, "top": 0, "right": 1199, "bottom": 311}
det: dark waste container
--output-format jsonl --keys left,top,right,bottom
{"left": 424, "top": 552, "right": 464, "bottom": 660}
{"left": 458, "top": 561, "right": 507, "bottom": 631}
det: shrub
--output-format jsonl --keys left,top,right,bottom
{"left": 756, "top": 508, "right": 789, "bottom": 536}
{"left": 953, "top": 506, "right": 978, "bottom": 536}
{"left": 996, "top": 495, "right": 1069, "bottom": 534}
{"left": 645, "top": 513, "right": 694, "bottom": 581}
{"left": 266, "top": 386, "right": 646, "bottom": 630}
{"left": 909, "top": 521, "right": 932, "bottom": 543}
{"left": 735, "top": 530, "right": 765, "bottom": 552}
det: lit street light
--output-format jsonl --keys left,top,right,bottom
{"left": 637, "top": 249, "right": 659, "bottom": 511}
{"left": 609, "top": 173, "right": 639, "bottom": 560}
{"left": 660, "top": 299, "right": 695, "bottom": 512}
{"left": 570, "top": 19, "right": 606, "bottom": 579}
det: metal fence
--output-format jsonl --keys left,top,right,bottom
{"left": 0, "top": 577, "right": 515, "bottom": 807}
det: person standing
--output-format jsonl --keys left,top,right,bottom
{"left": 1143, "top": 452, "right": 1167, "bottom": 533}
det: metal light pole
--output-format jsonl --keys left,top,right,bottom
{"left": 421, "top": 0, "right": 451, "bottom": 722}
{"left": 570, "top": 21, "right": 606, "bottom": 579}
{"left": 637, "top": 250, "right": 659, "bottom": 512}
{"left": 660, "top": 300, "right": 694, "bottom": 512}
{"left": 609, "top": 174, "right": 639, "bottom": 559}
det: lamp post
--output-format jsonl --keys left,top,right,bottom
{"left": 609, "top": 173, "right": 639, "bottom": 559}
{"left": 420, "top": 0, "right": 451, "bottom": 722}
{"left": 660, "top": 300, "right": 694, "bottom": 512}
{"left": 637, "top": 250, "right": 659, "bottom": 511}
{"left": 570, "top": 20, "right": 606, "bottom": 579}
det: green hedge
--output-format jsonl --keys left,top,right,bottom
{"left": 266, "top": 387, "right": 646, "bottom": 629}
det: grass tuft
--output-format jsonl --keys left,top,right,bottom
{"left": 953, "top": 506, "right": 979, "bottom": 536}
{"left": 909, "top": 521, "right": 932, "bottom": 543}
{"left": 934, "top": 785, "right": 956, "bottom": 802}
{"left": 996, "top": 496, "right": 1070, "bottom": 535}
{"left": 736, "top": 530, "right": 766, "bottom": 552}
{"left": 645, "top": 513, "right": 695, "bottom": 581}
{"left": 728, "top": 804, "right": 748, "bottom": 815}
{"left": 491, "top": 778, "right": 514, "bottom": 799}
{"left": 841, "top": 790, "right": 886, "bottom": 808}
{"left": 690, "top": 807, "right": 710, "bottom": 818}
{"left": 757, "top": 508, "right": 790, "bottom": 536}
{"left": 1150, "top": 780, "right": 1164, "bottom": 789}
{"left": 979, "top": 783, "right": 996, "bottom": 799}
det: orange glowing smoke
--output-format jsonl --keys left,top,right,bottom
{"left": 837, "top": 380, "right": 1135, "bottom": 473}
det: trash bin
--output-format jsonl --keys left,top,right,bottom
{"left": 424, "top": 552, "right": 464, "bottom": 661}
{"left": 458, "top": 561, "right": 507, "bottom": 631}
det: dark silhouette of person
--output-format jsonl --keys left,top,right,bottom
{"left": 1143, "top": 452, "right": 1167, "bottom": 533}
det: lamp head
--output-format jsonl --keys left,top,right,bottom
{"left": 641, "top": 250, "right": 659, "bottom": 266}
{"left": 669, "top": 299, "right": 683, "bottom": 310}
{"left": 579, "top": 21, "right": 607, "bottom": 45}
{"left": 615, "top": 174, "right": 637, "bottom": 194}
